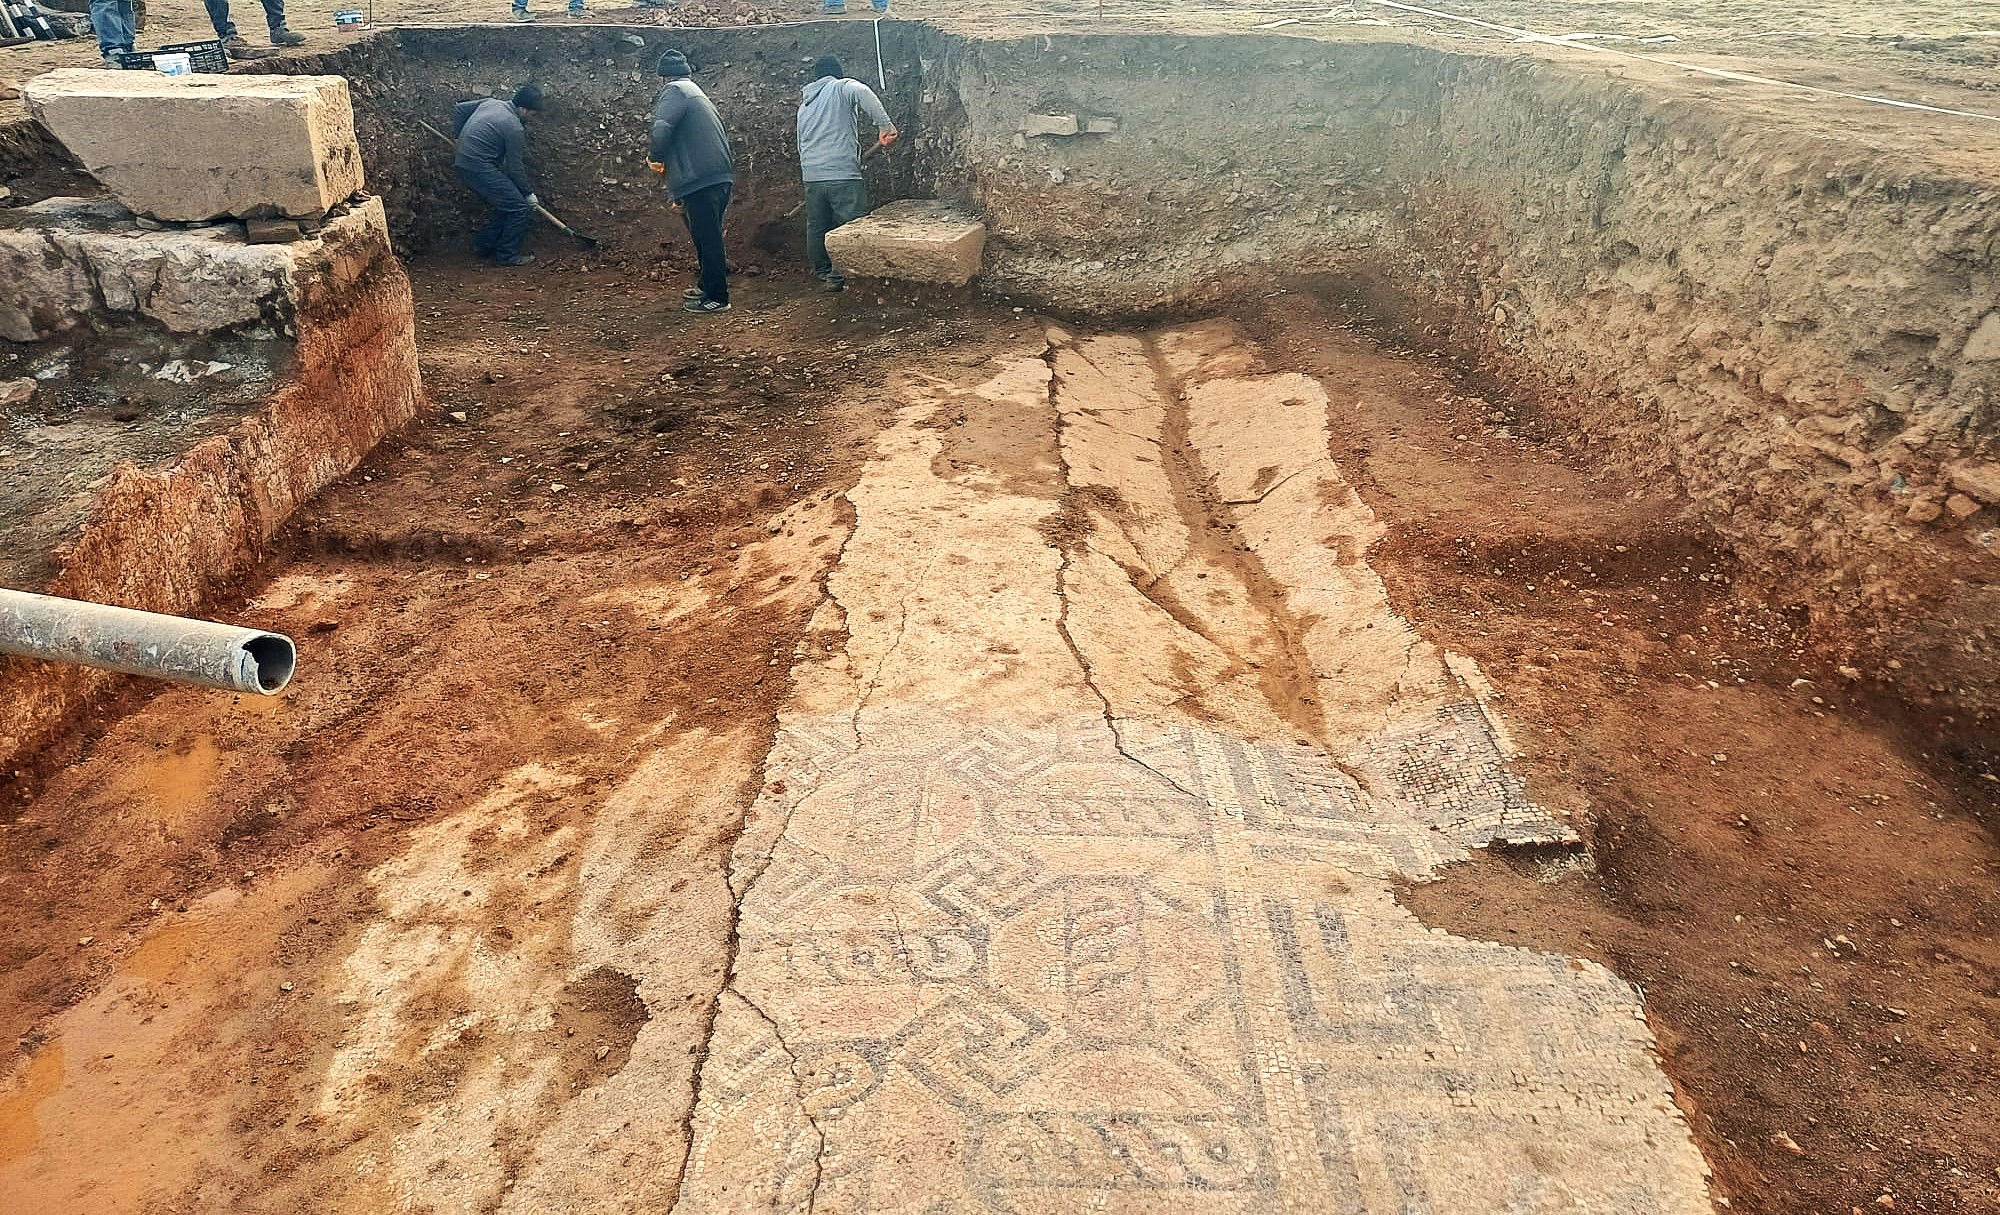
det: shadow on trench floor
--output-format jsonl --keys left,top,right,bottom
{"left": 0, "top": 259, "right": 1992, "bottom": 1214}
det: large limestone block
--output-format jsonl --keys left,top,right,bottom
{"left": 825, "top": 200, "right": 987, "bottom": 286}
{"left": 23, "top": 69, "right": 364, "bottom": 221}
{"left": 0, "top": 196, "right": 392, "bottom": 341}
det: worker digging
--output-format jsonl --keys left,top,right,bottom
{"left": 0, "top": 5, "right": 1997, "bottom": 1215}
{"left": 451, "top": 82, "right": 545, "bottom": 268}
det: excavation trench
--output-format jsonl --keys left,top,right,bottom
{"left": 0, "top": 18, "right": 1998, "bottom": 1215}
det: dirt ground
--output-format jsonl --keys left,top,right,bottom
{"left": 0, "top": 236, "right": 1994, "bottom": 1211}
{"left": 3, "top": 0, "right": 1997, "bottom": 132}
{"left": 1, "top": 3, "right": 1998, "bottom": 1210}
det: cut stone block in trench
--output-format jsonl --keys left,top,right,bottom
{"left": 825, "top": 199, "right": 988, "bottom": 286}
{"left": 22, "top": 69, "right": 364, "bottom": 222}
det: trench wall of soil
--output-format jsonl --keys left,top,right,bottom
{"left": 0, "top": 206, "right": 424, "bottom": 771}
{"left": 313, "top": 24, "right": 2000, "bottom": 721}
{"left": 9, "top": 22, "right": 1998, "bottom": 728}
{"left": 254, "top": 24, "right": 930, "bottom": 265}
{"left": 929, "top": 33, "right": 2000, "bottom": 723}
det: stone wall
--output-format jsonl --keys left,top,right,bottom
{"left": 0, "top": 198, "right": 424, "bottom": 771}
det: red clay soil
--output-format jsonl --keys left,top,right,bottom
{"left": 0, "top": 254, "right": 1022, "bottom": 1210}
{"left": 0, "top": 260, "right": 1995, "bottom": 1212}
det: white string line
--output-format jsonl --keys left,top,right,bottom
{"left": 1363, "top": 0, "right": 2000, "bottom": 124}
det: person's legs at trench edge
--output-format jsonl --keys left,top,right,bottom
{"left": 459, "top": 164, "right": 531, "bottom": 263}
{"left": 680, "top": 182, "right": 732, "bottom": 306}
{"left": 90, "top": 0, "right": 135, "bottom": 58}
{"left": 203, "top": 0, "right": 237, "bottom": 36}
{"left": 805, "top": 178, "right": 868, "bottom": 289}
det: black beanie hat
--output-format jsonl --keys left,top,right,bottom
{"left": 658, "top": 49, "right": 691, "bottom": 77}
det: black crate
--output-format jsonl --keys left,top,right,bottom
{"left": 117, "top": 39, "right": 228, "bottom": 73}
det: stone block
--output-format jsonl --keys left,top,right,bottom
{"left": 246, "top": 218, "right": 304, "bottom": 245}
{"left": 1022, "top": 113, "right": 1079, "bottom": 137}
{"left": 1084, "top": 116, "right": 1120, "bottom": 134}
{"left": 1945, "top": 492, "right": 1982, "bottom": 519}
{"left": 1946, "top": 459, "right": 2000, "bottom": 504}
{"left": 1964, "top": 312, "right": 2000, "bottom": 362}
{"left": 0, "top": 196, "right": 391, "bottom": 341}
{"left": 824, "top": 200, "right": 987, "bottom": 287}
{"left": 22, "top": 69, "right": 364, "bottom": 222}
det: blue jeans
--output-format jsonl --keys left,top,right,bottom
{"left": 206, "top": 0, "right": 285, "bottom": 36}
{"left": 512, "top": 0, "right": 586, "bottom": 12}
{"left": 458, "top": 163, "right": 532, "bottom": 261}
{"left": 90, "top": 0, "right": 135, "bottom": 54}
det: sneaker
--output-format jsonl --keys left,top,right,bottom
{"left": 497, "top": 253, "right": 536, "bottom": 267}
{"left": 682, "top": 287, "right": 705, "bottom": 300}
{"left": 270, "top": 26, "right": 306, "bottom": 45}
{"left": 100, "top": 50, "right": 126, "bottom": 68}
{"left": 683, "top": 297, "right": 730, "bottom": 314}
{"left": 220, "top": 33, "right": 251, "bottom": 54}
{"left": 512, "top": 8, "right": 534, "bottom": 19}
{"left": 822, "top": 277, "right": 846, "bottom": 293}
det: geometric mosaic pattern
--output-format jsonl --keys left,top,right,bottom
{"left": 673, "top": 709, "right": 1710, "bottom": 1214}
{"left": 671, "top": 331, "right": 1710, "bottom": 1213}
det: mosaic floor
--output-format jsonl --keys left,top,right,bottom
{"left": 671, "top": 328, "right": 1713, "bottom": 1213}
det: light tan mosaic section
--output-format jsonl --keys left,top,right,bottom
{"left": 672, "top": 331, "right": 1712, "bottom": 1213}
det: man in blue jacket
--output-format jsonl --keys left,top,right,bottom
{"left": 796, "top": 56, "right": 896, "bottom": 292}
{"left": 647, "top": 49, "right": 736, "bottom": 314}
{"left": 453, "top": 84, "right": 544, "bottom": 268}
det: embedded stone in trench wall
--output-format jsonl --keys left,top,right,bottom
{"left": 22, "top": 69, "right": 364, "bottom": 222}
{"left": 0, "top": 197, "right": 294, "bottom": 341}
{"left": 825, "top": 199, "right": 987, "bottom": 286}
{"left": 1021, "top": 112, "right": 1080, "bottom": 137}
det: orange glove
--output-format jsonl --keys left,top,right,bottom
{"left": 647, "top": 160, "right": 666, "bottom": 175}
{"left": 878, "top": 128, "right": 899, "bottom": 148}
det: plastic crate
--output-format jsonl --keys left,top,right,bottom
{"left": 117, "top": 39, "right": 227, "bottom": 72}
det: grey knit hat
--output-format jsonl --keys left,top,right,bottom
{"left": 657, "top": 49, "right": 691, "bottom": 77}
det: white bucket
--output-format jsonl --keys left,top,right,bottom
{"left": 155, "top": 52, "right": 193, "bottom": 76}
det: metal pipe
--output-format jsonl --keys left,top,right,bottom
{"left": 0, "top": 588, "right": 296, "bottom": 695}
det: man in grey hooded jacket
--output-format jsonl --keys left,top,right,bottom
{"left": 649, "top": 49, "right": 737, "bottom": 313}
{"left": 795, "top": 56, "right": 896, "bottom": 292}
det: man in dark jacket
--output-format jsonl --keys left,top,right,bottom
{"left": 647, "top": 50, "right": 736, "bottom": 314}
{"left": 453, "top": 84, "right": 544, "bottom": 268}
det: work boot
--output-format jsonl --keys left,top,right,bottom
{"left": 497, "top": 254, "right": 536, "bottom": 268}
{"left": 98, "top": 50, "right": 125, "bottom": 68}
{"left": 822, "top": 277, "right": 846, "bottom": 293}
{"left": 270, "top": 26, "right": 306, "bottom": 45}
{"left": 220, "top": 33, "right": 251, "bottom": 55}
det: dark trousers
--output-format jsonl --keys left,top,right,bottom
{"left": 206, "top": 0, "right": 284, "bottom": 36}
{"left": 805, "top": 179, "right": 868, "bottom": 285}
{"left": 678, "top": 182, "right": 732, "bottom": 305}
{"left": 458, "top": 164, "right": 531, "bottom": 261}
